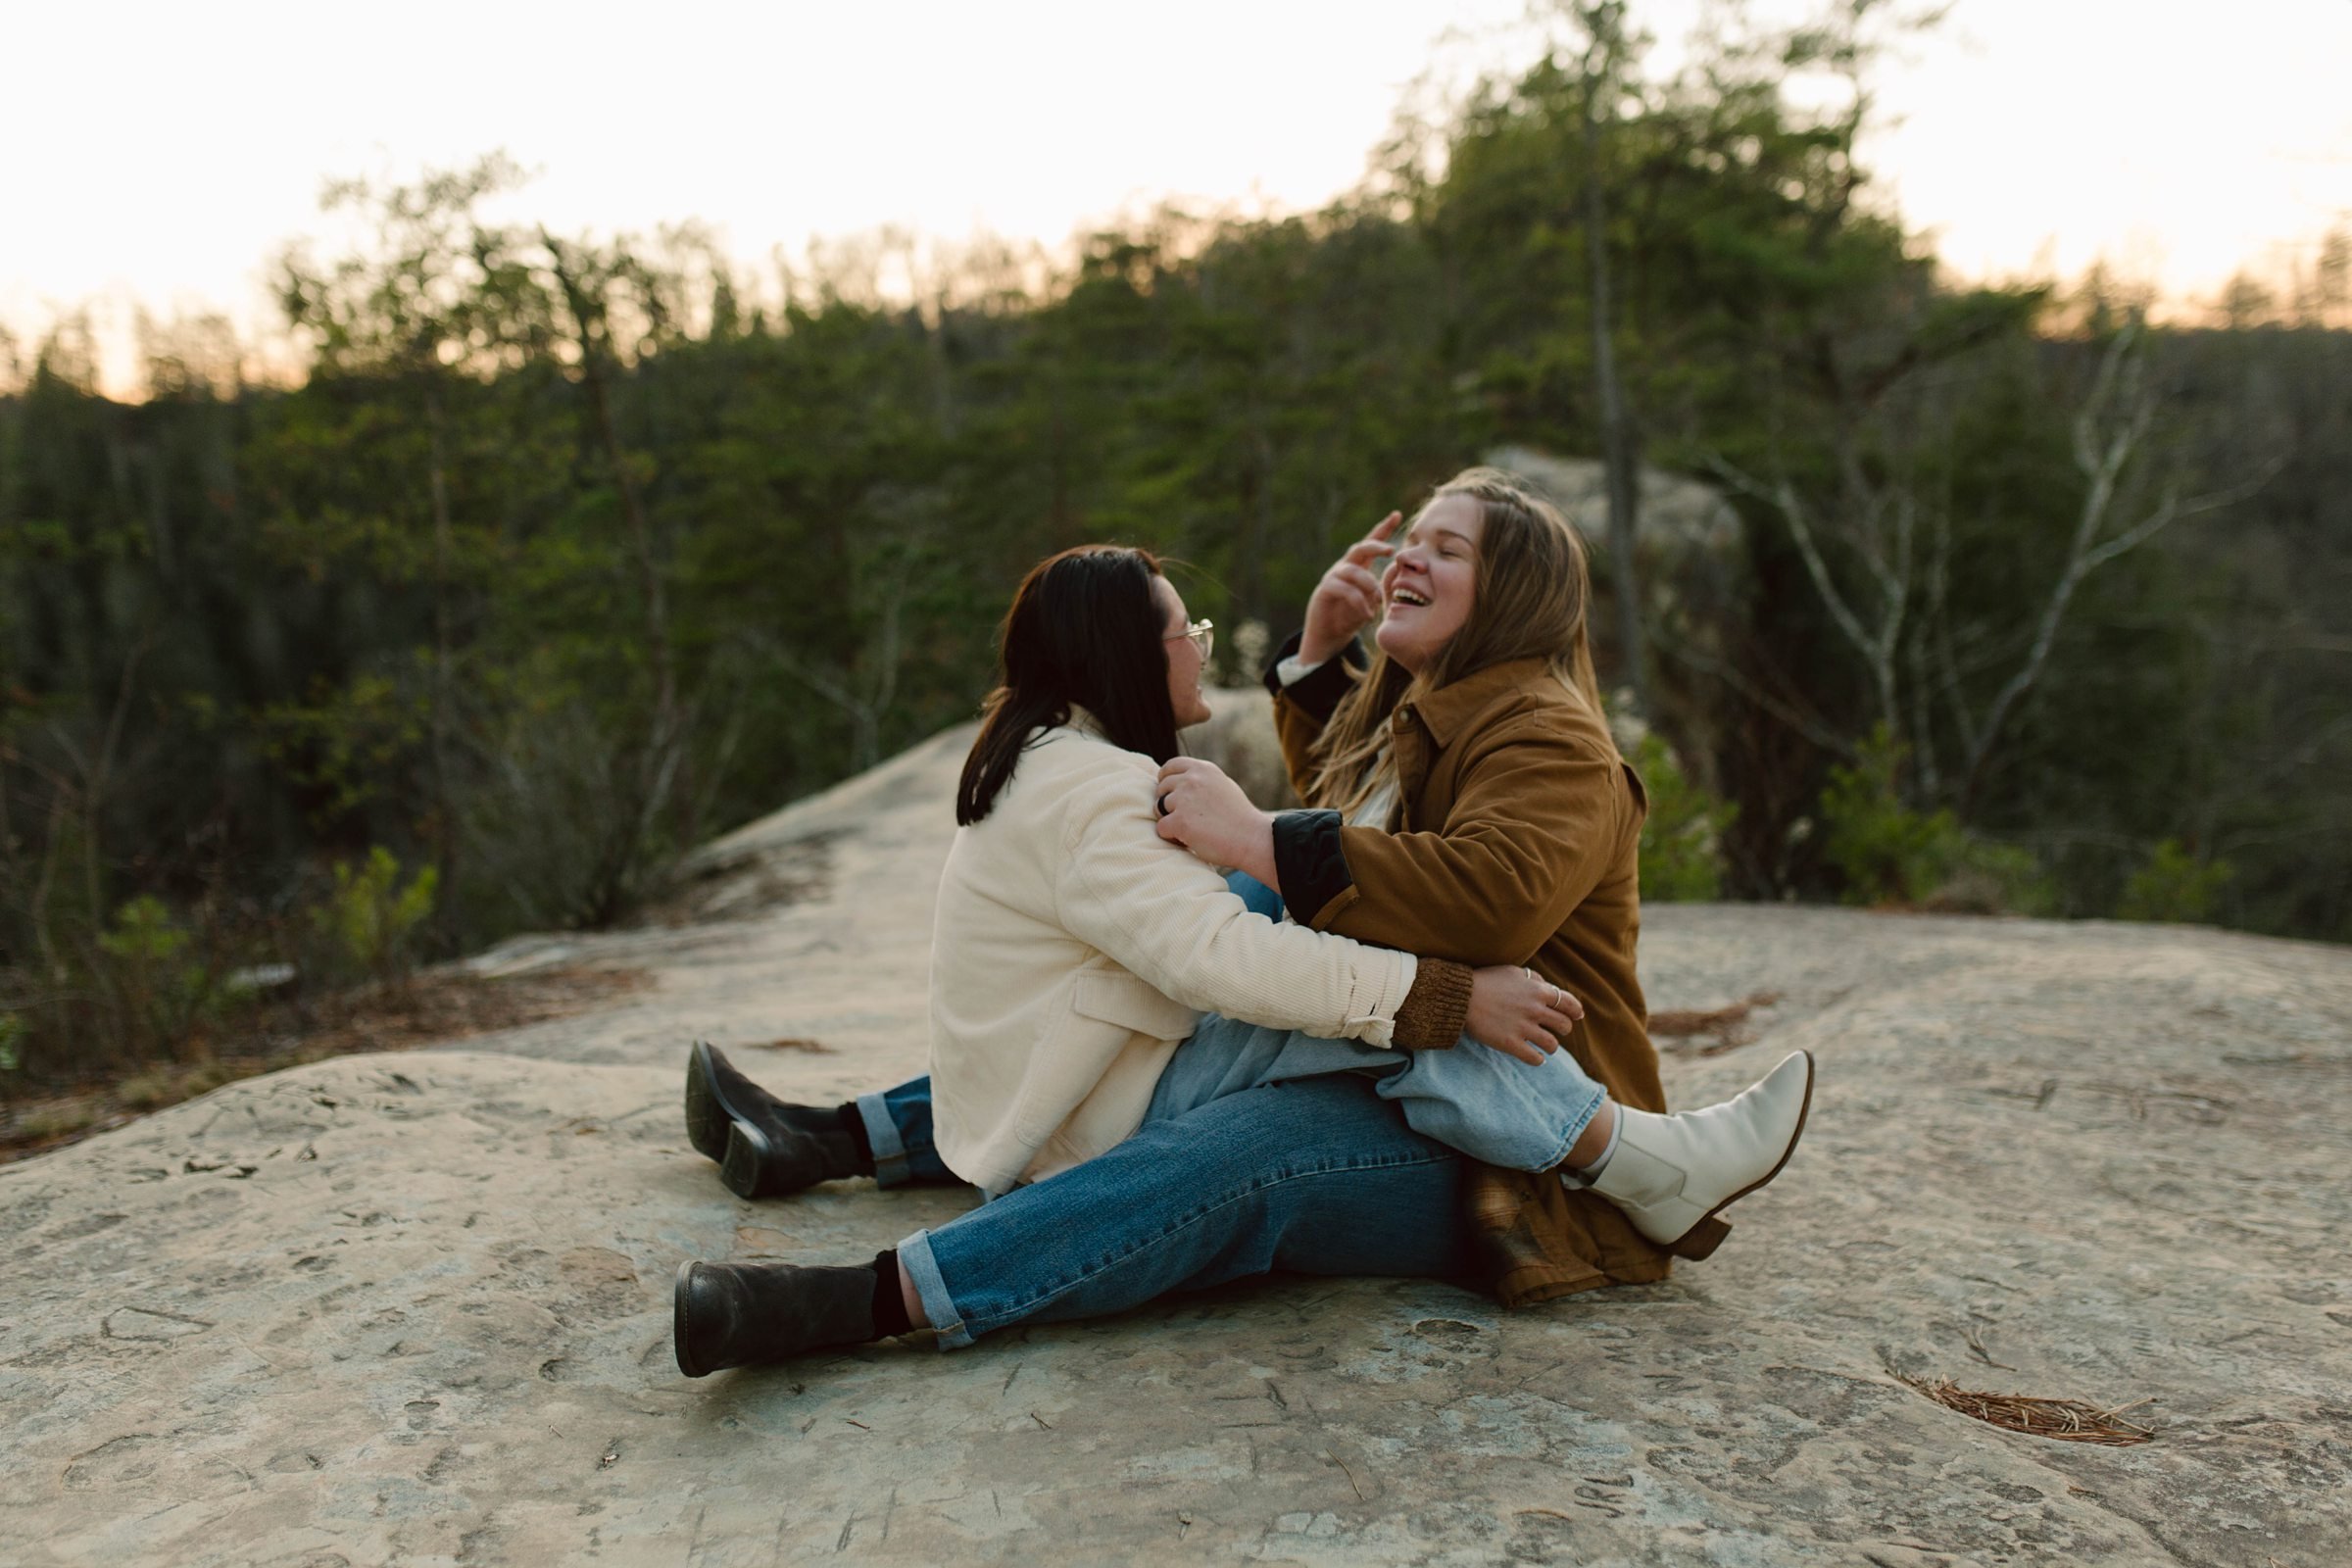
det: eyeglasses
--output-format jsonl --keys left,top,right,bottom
{"left": 1164, "top": 617, "right": 1214, "bottom": 662}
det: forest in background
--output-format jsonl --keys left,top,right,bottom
{"left": 4, "top": 3, "right": 2348, "bottom": 1094}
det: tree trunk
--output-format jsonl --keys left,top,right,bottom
{"left": 544, "top": 236, "right": 689, "bottom": 911}
{"left": 1579, "top": 53, "right": 1651, "bottom": 714}
{"left": 423, "top": 382, "right": 459, "bottom": 908}
{"left": 565, "top": 297, "right": 676, "bottom": 751}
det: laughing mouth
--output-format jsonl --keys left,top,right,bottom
{"left": 1391, "top": 587, "right": 1431, "bottom": 608}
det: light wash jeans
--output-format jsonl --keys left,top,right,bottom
{"left": 1150, "top": 871, "right": 1607, "bottom": 1172}
{"left": 852, "top": 872, "right": 1607, "bottom": 1348}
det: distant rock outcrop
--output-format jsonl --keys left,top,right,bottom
{"left": 1488, "top": 446, "right": 1745, "bottom": 565}
{"left": 3, "top": 719, "right": 2348, "bottom": 1566}
{"left": 1489, "top": 445, "right": 1751, "bottom": 774}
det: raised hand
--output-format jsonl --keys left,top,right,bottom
{"left": 1299, "top": 512, "right": 1402, "bottom": 667}
{"left": 1463, "top": 965, "right": 1585, "bottom": 1065}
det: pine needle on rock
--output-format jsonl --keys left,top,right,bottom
{"left": 1898, "top": 1374, "right": 2156, "bottom": 1446}
{"left": 1650, "top": 991, "right": 1782, "bottom": 1054}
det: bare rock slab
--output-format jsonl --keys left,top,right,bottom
{"left": 4, "top": 715, "right": 2350, "bottom": 1565}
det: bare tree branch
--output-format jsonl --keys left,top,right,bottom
{"left": 1654, "top": 637, "right": 1858, "bottom": 758}
{"left": 1706, "top": 451, "right": 1905, "bottom": 729}
{"left": 1957, "top": 323, "right": 2277, "bottom": 807}
{"left": 1705, "top": 456, "right": 1873, "bottom": 661}
{"left": 1924, "top": 501, "right": 1980, "bottom": 760}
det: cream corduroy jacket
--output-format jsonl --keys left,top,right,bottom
{"left": 928, "top": 715, "right": 1420, "bottom": 1194}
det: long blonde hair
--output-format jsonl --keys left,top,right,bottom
{"left": 1305, "top": 467, "right": 1611, "bottom": 818}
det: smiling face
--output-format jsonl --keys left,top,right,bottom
{"left": 1375, "top": 494, "right": 1484, "bottom": 674}
{"left": 1153, "top": 575, "right": 1214, "bottom": 728}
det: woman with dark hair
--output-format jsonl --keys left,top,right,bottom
{"left": 670, "top": 517, "right": 1810, "bottom": 1374}
{"left": 697, "top": 546, "right": 1570, "bottom": 1201}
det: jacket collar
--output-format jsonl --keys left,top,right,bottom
{"left": 1400, "top": 658, "right": 1562, "bottom": 747}
{"left": 1060, "top": 703, "right": 1109, "bottom": 742}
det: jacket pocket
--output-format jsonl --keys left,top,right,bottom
{"left": 1069, "top": 972, "right": 1200, "bottom": 1043}
{"left": 1007, "top": 974, "right": 1199, "bottom": 1148}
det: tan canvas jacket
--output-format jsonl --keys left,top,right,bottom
{"left": 1265, "top": 641, "right": 1675, "bottom": 1306}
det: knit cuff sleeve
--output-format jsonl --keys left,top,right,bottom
{"left": 1393, "top": 958, "right": 1472, "bottom": 1051}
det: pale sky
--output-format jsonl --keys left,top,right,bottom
{"left": 6, "top": 0, "right": 2348, "bottom": 396}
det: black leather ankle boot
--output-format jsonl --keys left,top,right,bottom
{"left": 684, "top": 1042, "right": 872, "bottom": 1198}
{"left": 672, "top": 1259, "right": 879, "bottom": 1377}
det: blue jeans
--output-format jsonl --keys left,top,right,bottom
{"left": 851, "top": 1078, "right": 956, "bottom": 1188}
{"left": 1157, "top": 871, "right": 1606, "bottom": 1172}
{"left": 1147, "top": 1009, "right": 1604, "bottom": 1172}
{"left": 858, "top": 870, "right": 1604, "bottom": 1347}
{"left": 856, "top": 1002, "right": 1604, "bottom": 1196}
{"left": 899, "top": 1074, "right": 1474, "bottom": 1348}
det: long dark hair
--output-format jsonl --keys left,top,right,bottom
{"left": 956, "top": 545, "right": 1181, "bottom": 825}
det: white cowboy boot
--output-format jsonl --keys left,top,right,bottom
{"left": 1584, "top": 1051, "right": 1815, "bottom": 1260}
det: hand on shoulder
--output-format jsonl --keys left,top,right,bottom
{"left": 1153, "top": 758, "right": 1279, "bottom": 886}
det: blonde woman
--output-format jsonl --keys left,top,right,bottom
{"left": 1152, "top": 468, "right": 1809, "bottom": 1305}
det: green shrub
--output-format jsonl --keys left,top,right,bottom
{"left": 96, "top": 896, "right": 218, "bottom": 1055}
{"left": 15, "top": 1100, "right": 97, "bottom": 1140}
{"left": 0, "top": 1013, "right": 23, "bottom": 1074}
{"left": 1820, "top": 727, "right": 2050, "bottom": 913}
{"left": 118, "top": 1060, "right": 235, "bottom": 1111}
{"left": 1922, "top": 840, "right": 2056, "bottom": 917}
{"left": 315, "top": 847, "right": 439, "bottom": 984}
{"left": 1631, "top": 732, "right": 1737, "bottom": 902}
{"left": 98, "top": 894, "right": 190, "bottom": 964}
{"left": 116, "top": 1064, "right": 185, "bottom": 1111}
{"left": 2117, "top": 839, "right": 2233, "bottom": 923}
{"left": 1821, "top": 728, "right": 1957, "bottom": 903}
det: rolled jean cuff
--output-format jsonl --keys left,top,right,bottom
{"left": 1545, "top": 1085, "right": 1607, "bottom": 1173}
{"left": 896, "top": 1228, "right": 972, "bottom": 1350}
{"left": 858, "top": 1090, "right": 912, "bottom": 1188}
